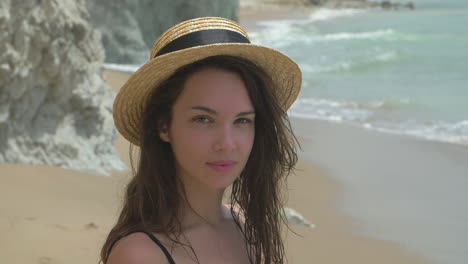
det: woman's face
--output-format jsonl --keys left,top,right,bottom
{"left": 160, "top": 67, "right": 255, "bottom": 191}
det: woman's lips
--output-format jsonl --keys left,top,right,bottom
{"left": 206, "top": 161, "right": 237, "bottom": 173}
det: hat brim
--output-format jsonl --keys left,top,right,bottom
{"left": 113, "top": 43, "right": 302, "bottom": 146}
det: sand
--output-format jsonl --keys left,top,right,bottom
{"left": 0, "top": 64, "right": 431, "bottom": 264}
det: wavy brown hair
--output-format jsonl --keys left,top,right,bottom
{"left": 100, "top": 55, "right": 299, "bottom": 264}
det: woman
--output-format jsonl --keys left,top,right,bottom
{"left": 101, "top": 17, "right": 302, "bottom": 264}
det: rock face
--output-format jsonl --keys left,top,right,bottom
{"left": 0, "top": 0, "right": 124, "bottom": 174}
{"left": 315, "top": 0, "right": 415, "bottom": 9}
{"left": 85, "top": 0, "right": 239, "bottom": 64}
{"left": 242, "top": 0, "right": 415, "bottom": 10}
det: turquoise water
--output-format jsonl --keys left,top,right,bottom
{"left": 250, "top": 0, "right": 468, "bottom": 146}
{"left": 246, "top": 3, "right": 468, "bottom": 263}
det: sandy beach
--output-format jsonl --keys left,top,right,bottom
{"left": 0, "top": 67, "right": 432, "bottom": 264}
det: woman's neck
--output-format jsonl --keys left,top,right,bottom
{"left": 178, "top": 178, "right": 230, "bottom": 229}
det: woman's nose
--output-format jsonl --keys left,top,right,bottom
{"left": 213, "top": 125, "right": 235, "bottom": 152}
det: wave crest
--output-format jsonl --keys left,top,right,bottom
{"left": 289, "top": 98, "right": 468, "bottom": 146}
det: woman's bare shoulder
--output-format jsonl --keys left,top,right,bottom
{"left": 107, "top": 232, "right": 169, "bottom": 264}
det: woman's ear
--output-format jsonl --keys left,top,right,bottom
{"left": 159, "top": 126, "right": 170, "bottom": 142}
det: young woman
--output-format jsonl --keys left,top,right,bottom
{"left": 101, "top": 17, "right": 302, "bottom": 264}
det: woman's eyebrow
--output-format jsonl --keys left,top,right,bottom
{"left": 191, "top": 106, "right": 255, "bottom": 117}
{"left": 236, "top": 111, "right": 255, "bottom": 117}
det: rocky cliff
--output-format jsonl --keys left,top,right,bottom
{"left": 0, "top": 0, "right": 124, "bottom": 174}
{"left": 85, "top": 0, "right": 239, "bottom": 64}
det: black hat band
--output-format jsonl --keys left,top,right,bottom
{"left": 154, "top": 29, "right": 251, "bottom": 58}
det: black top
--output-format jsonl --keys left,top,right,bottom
{"left": 109, "top": 230, "right": 176, "bottom": 264}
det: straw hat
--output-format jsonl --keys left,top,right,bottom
{"left": 113, "top": 17, "right": 302, "bottom": 146}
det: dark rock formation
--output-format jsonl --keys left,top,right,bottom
{"left": 0, "top": 0, "right": 124, "bottom": 174}
{"left": 308, "top": 0, "right": 415, "bottom": 10}
{"left": 85, "top": 0, "right": 239, "bottom": 64}
{"left": 379, "top": 1, "right": 415, "bottom": 9}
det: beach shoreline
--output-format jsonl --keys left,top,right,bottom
{"left": 239, "top": 1, "right": 316, "bottom": 31}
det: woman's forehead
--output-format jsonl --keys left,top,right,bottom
{"left": 175, "top": 68, "right": 254, "bottom": 112}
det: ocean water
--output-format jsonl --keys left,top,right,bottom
{"left": 245, "top": 1, "right": 468, "bottom": 264}
{"left": 249, "top": 0, "right": 468, "bottom": 146}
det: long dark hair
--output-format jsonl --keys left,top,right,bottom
{"left": 101, "top": 55, "right": 299, "bottom": 263}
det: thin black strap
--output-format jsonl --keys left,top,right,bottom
{"left": 139, "top": 231, "right": 176, "bottom": 264}
{"left": 110, "top": 230, "right": 176, "bottom": 264}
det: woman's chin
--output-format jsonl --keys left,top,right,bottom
{"left": 204, "top": 174, "right": 239, "bottom": 191}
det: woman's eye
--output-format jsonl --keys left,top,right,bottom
{"left": 236, "top": 118, "right": 253, "bottom": 124}
{"left": 193, "top": 116, "right": 212, "bottom": 123}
